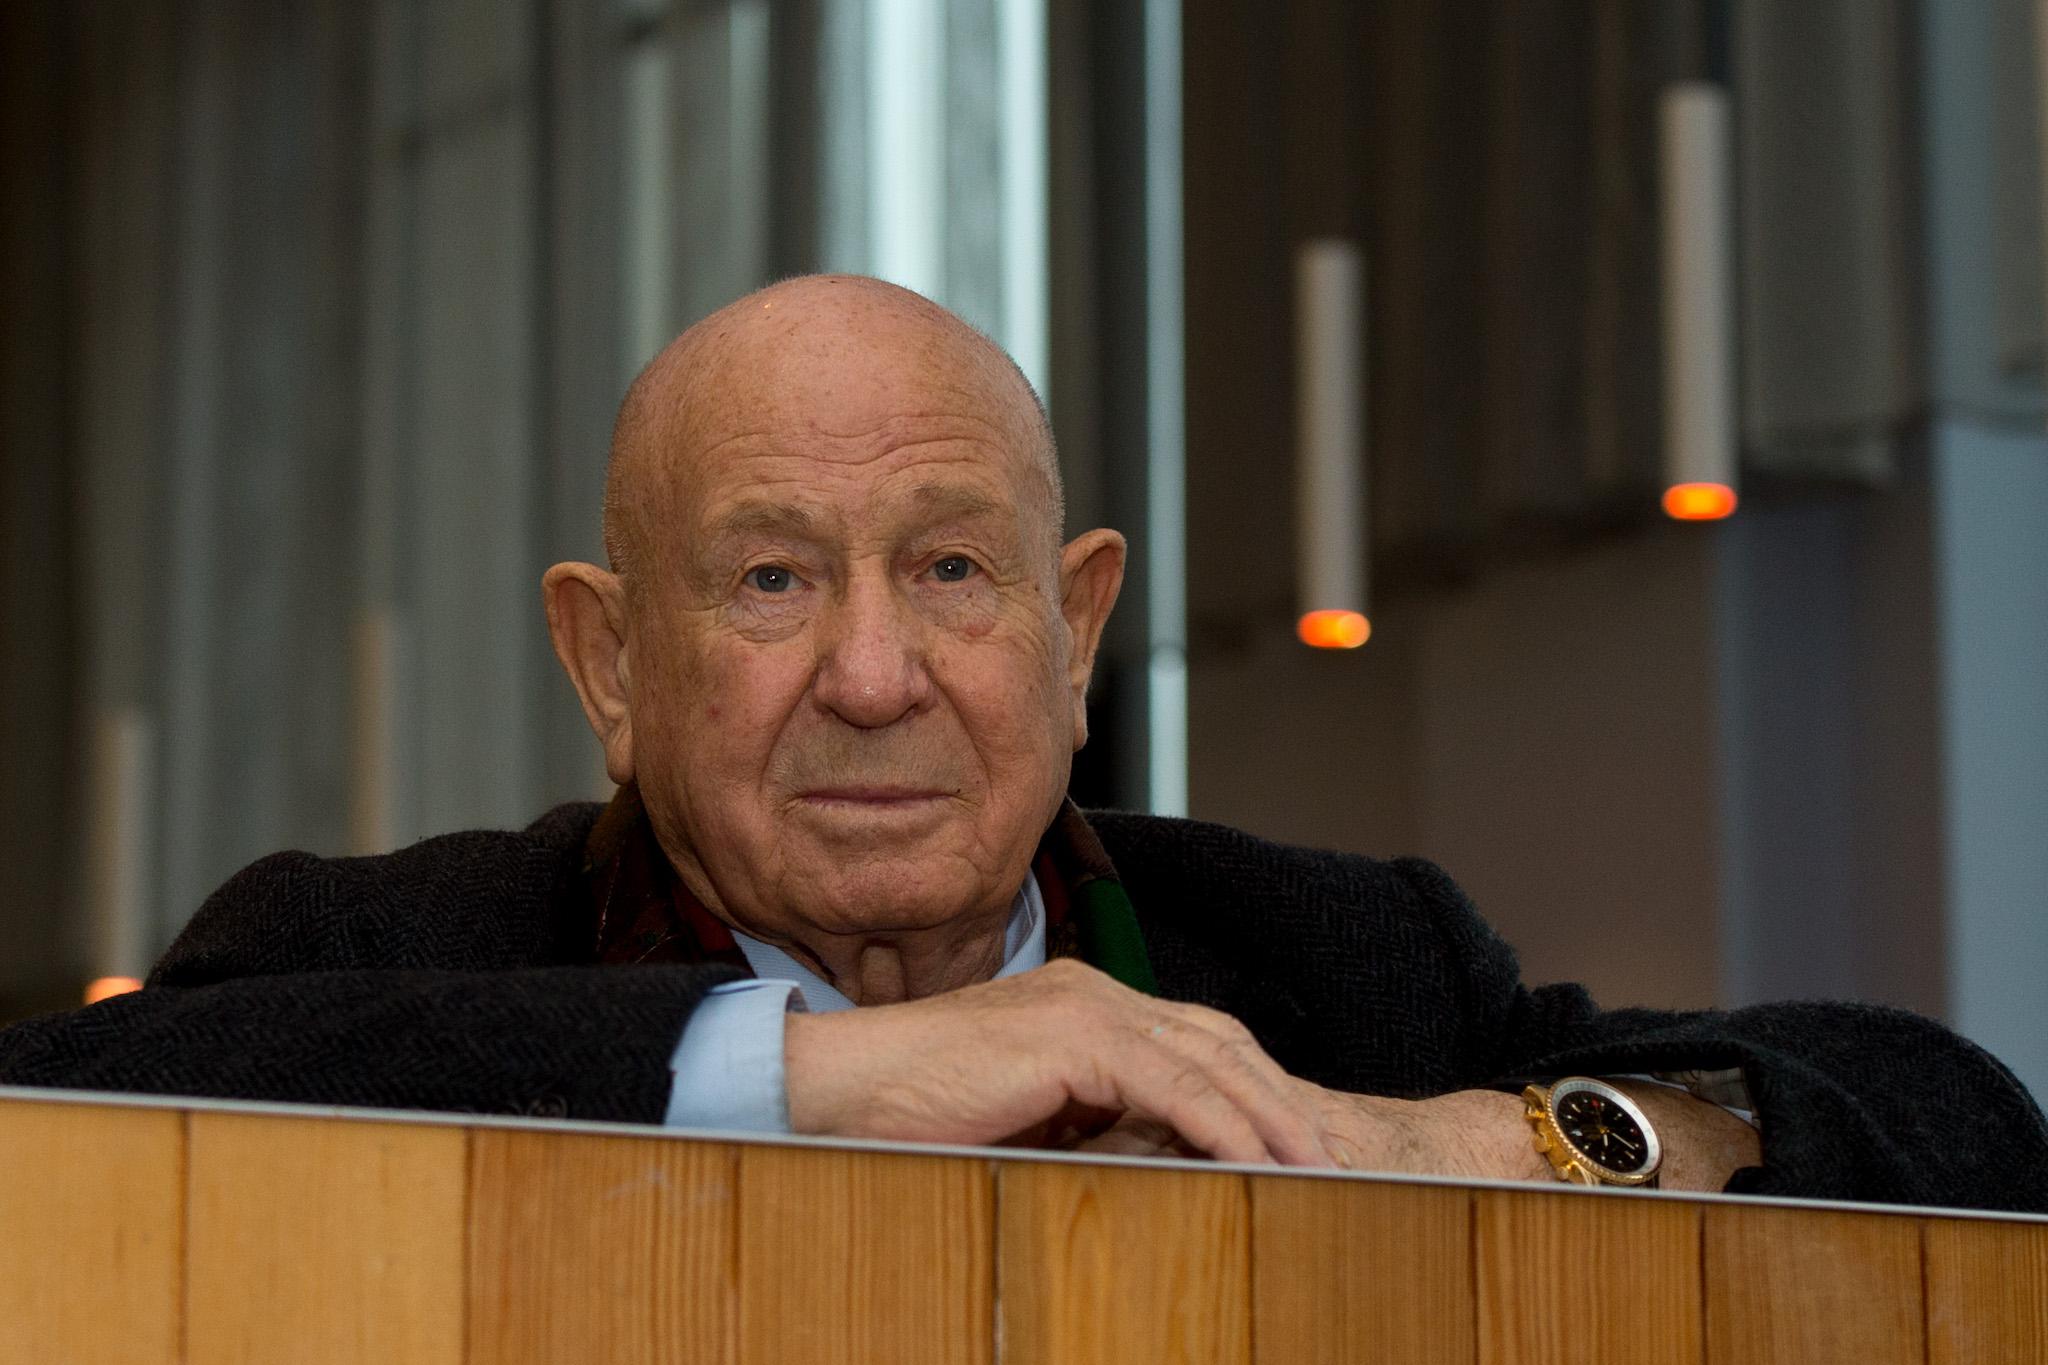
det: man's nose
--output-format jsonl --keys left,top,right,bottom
{"left": 810, "top": 572, "right": 933, "bottom": 728}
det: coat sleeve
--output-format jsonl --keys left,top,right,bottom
{"left": 0, "top": 963, "right": 742, "bottom": 1122}
{"left": 0, "top": 839, "right": 746, "bottom": 1123}
{"left": 1397, "top": 857, "right": 2048, "bottom": 1212}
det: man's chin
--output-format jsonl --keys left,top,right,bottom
{"left": 775, "top": 852, "right": 1013, "bottom": 936}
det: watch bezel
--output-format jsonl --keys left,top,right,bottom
{"left": 1542, "top": 1077, "right": 1663, "bottom": 1186}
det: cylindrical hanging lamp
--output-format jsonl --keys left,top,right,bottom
{"left": 1294, "top": 238, "right": 1370, "bottom": 648}
{"left": 84, "top": 707, "right": 153, "bottom": 1005}
{"left": 1658, "top": 81, "right": 1739, "bottom": 522}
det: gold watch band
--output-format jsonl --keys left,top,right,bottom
{"left": 1521, "top": 1079, "right": 1663, "bottom": 1189}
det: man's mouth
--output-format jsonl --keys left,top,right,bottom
{"left": 798, "top": 786, "right": 950, "bottom": 806}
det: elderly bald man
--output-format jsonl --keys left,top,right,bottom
{"left": 4, "top": 277, "right": 2045, "bottom": 1210}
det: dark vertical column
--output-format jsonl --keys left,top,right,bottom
{"left": 767, "top": 0, "right": 824, "bottom": 276}
{"left": 1182, "top": 0, "right": 1293, "bottom": 639}
{"left": 70, "top": 0, "right": 180, "bottom": 978}
{"left": 1049, "top": 0, "right": 1155, "bottom": 810}
{"left": 0, "top": 0, "right": 82, "bottom": 1016}
{"left": 538, "top": 0, "right": 625, "bottom": 800}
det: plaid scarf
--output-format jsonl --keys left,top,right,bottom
{"left": 580, "top": 784, "right": 1158, "bottom": 994}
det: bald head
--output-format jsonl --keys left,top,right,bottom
{"left": 603, "top": 276, "right": 1061, "bottom": 583}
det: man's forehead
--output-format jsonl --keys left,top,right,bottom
{"left": 678, "top": 350, "right": 1027, "bottom": 454}
{"left": 662, "top": 361, "right": 1044, "bottom": 522}
{"left": 606, "top": 276, "right": 1061, "bottom": 575}
{"left": 706, "top": 474, "right": 1010, "bottom": 521}
{"left": 688, "top": 448, "right": 1028, "bottom": 538}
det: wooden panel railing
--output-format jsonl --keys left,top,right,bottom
{"left": 3, "top": 1089, "right": 2045, "bottom": 1364}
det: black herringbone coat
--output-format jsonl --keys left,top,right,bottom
{"left": 3, "top": 804, "right": 2043, "bottom": 1211}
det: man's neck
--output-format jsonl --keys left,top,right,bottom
{"left": 730, "top": 895, "right": 1025, "bottom": 1007}
{"left": 840, "top": 932, "right": 1007, "bottom": 1006}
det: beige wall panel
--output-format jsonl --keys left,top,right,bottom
{"left": 0, "top": 1101, "right": 183, "bottom": 1364}
{"left": 1476, "top": 1190, "right": 1701, "bottom": 1365}
{"left": 469, "top": 1130, "right": 738, "bottom": 1365}
{"left": 1414, "top": 535, "right": 1724, "bottom": 1010}
{"left": 1000, "top": 1162, "right": 1251, "bottom": 1365}
{"left": 1250, "top": 1177, "right": 1473, "bottom": 1364}
{"left": 1924, "top": 1217, "right": 2048, "bottom": 1365}
{"left": 1703, "top": 1205, "right": 1923, "bottom": 1365}
{"left": 737, "top": 1146, "right": 992, "bottom": 1365}
{"left": 186, "top": 1113, "right": 466, "bottom": 1365}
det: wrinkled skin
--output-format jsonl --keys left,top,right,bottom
{"left": 544, "top": 275, "right": 1761, "bottom": 1183}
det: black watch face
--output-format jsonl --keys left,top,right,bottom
{"left": 1556, "top": 1090, "right": 1652, "bottom": 1174}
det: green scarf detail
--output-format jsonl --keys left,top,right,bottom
{"left": 1072, "top": 876, "right": 1160, "bottom": 996}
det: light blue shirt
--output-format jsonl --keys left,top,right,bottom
{"left": 664, "top": 873, "right": 1047, "bottom": 1132}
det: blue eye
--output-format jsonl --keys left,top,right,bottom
{"left": 745, "top": 565, "right": 796, "bottom": 594}
{"left": 932, "top": 556, "right": 976, "bottom": 583}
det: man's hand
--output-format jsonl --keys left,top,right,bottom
{"left": 1067, "top": 1081, "right": 1762, "bottom": 1193}
{"left": 1064, "top": 1089, "right": 1553, "bottom": 1179}
{"left": 782, "top": 958, "right": 1336, "bottom": 1166}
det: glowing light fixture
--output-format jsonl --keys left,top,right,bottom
{"left": 1296, "top": 609, "right": 1371, "bottom": 650}
{"left": 84, "top": 976, "right": 142, "bottom": 1005}
{"left": 1658, "top": 82, "right": 1738, "bottom": 522}
{"left": 1294, "top": 239, "right": 1370, "bottom": 648}
{"left": 1662, "top": 481, "right": 1739, "bottom": 521}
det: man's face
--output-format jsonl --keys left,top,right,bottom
{"left": 618, "top": 312, "right": 1081, "bottom": 949}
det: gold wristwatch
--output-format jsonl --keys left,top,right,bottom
{"left": 1522, "top": 1077, "right": 1663, "bottom": 1188}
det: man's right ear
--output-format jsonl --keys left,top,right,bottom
{"left": 542, "top": 562, "right": 636, "bottom": 785}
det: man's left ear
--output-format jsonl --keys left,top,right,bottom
{"left": 1056, "top": 528, "right": 1127, "bottom": 748}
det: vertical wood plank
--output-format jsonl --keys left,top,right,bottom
{"left": 0, "top": 1100, "right": 183, "bottom": 1364}
{"left": 1702, "top": 1205, "right": 1923, "bottom": 1365}
{"left": 1250, "top": 1176, "right": 1473, "bottom": 1364}
{"left": 999, "top": 1162, "right": 1251, "bottom": 1365}
{"left": 1476, "top": 1189, "right": 1701, "bottom": 1365}
{"left": 468, "top": 1130, "right": 737, "bottom": 1365}
{"left": 1924, "top": 1218, "right": 2048, "bottom": 1365}
{"left": 186, "top": 1113, "right": 466, "bottom": 1364}
{"left": 737, "top": 1145, "right": 992, "bottom": 1365}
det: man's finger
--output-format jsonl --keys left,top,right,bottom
{"left": 1140, "top": 1011, "right": 1335, "bottom": 1167}
{"left": 1075, "top": 1053, "right": 1279, "bottom": 1165}
{"left": 1069, "top": 1116, "right": 1185, "bottom": 1157}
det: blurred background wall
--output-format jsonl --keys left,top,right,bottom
{"left": 2, "top": 0, "right": 2044, "bottom": 1104}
